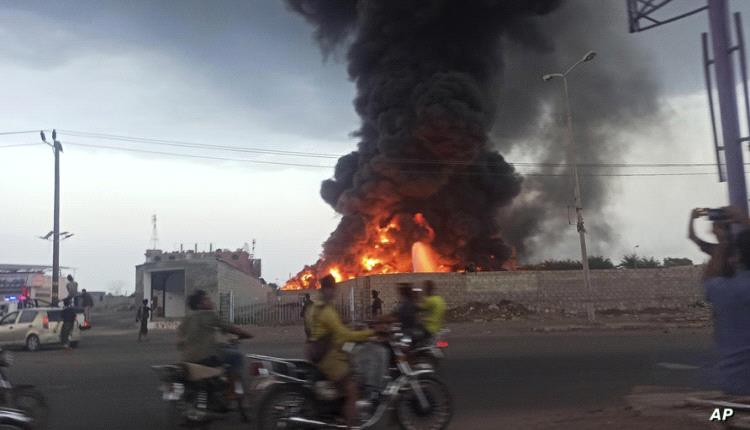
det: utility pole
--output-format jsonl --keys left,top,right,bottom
{"left": 627, "top": 0, "right": 750, "bottom": 217}
{"left": 543, "top": 51, "right": 597, "bottom": 321}
{"left": 707, "top": 0, "right": 748, "bottom": 217}
{"left": 41, "top": 130, "right": 63, "bottom": 305}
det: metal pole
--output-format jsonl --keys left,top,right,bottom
{"left": 562, "top": 76, "right": 594, "bottom": 321}
{"left": 708, "top": 0, "right": 749, "bottom": 216}
{"left": 52, "top": 139, "right": 61, "bottom": 306}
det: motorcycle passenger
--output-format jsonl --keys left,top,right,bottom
{"left": 177, "top": 290, "right": 253, "bottom": 398}
{"left": 307, "top": 274, "right": 374, "bottom": 429}
{"left": 419, "top": 280, "right": 446, "bottom": 340}
{"left": 386, "top": 283, "right": 427, "bottom": 343}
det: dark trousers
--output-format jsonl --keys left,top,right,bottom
{"left": 60, "top": 321, "right": 74, "bottom": 346}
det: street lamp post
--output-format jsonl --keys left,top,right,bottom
{"left": 633, "top": 244, "right": 640, "bottom": 269}
{"left": 543, "top": 51, "right": 597, "bottom": 321}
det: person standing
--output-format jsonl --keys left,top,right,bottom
{"left": 136, "top": 299, "right": 151, "bottom": 342}
{"left": 301, "top": 293, "right": 314, "bottom": 340}
{"left": 65, "top": 275, "right": 79, "bottom": 306}
{"left": 371, "top": 290, "right": 383, "bottom": 317}
{"left": 60, "top": 298, "right": 77, "bottom": 351}
{"left": 81, "top": 289, "right": 94, "bottom": 323}
{"left": 703, "top": 207, "right": 750, "bottom": 394}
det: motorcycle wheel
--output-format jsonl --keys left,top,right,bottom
{"left": 13, "top": 387, "right": 49, "bottom": 429}
{"left": 396, "top": 376, "right": 452, "bottom": 430}
{"left": 257, "top": 387, "right": 312, "bottom": 430}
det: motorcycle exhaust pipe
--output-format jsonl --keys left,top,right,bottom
{"left": 285, "top": 417, "right": 348, "bottom": 429}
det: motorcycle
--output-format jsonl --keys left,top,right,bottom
{"left": 0, "top": 349, "right": 49, "bottom": 429}
{"left": 250, "top": 327, "right": 452, "bottom": 430}
{"left": 151, "top": 337, "right": 250, "bottom": 428}
{"left": 408, "top": 329, "right": 449, "bottom": 372}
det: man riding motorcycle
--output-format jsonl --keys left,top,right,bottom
{"left": 177, "top": 290, "right": 253, "bottom": 398}
{"left": 306, "top": 274, "right": 374, "bottom": 429}
{"left": 419, "top": 280, "right": 446, "bottom": 340}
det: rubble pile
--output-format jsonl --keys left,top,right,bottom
{"left": 446, "top": 300, "right": 533, "bottom": 322}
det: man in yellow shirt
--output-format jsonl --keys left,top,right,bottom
{"left": 307, "top": 274, "right": 373, "bottom": 428}
{"left": 420, "top": 280, "right": 446, "bottom": 337}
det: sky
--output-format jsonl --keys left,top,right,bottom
{"left": 1, "top": 0, "right": 750, "bottom": 293}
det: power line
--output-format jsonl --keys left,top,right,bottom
{"left": 0, "top": 131, "right": 41, "bottom": 136}
{"left": 0, "top": 143, "right": 42, "bottom": 149}
{"left": 58, "top": 129, "right": 734, "bottom": 169}
{"left": 61, "top": 140, "right": 738, "bottom": 178}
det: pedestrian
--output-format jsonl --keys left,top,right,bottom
{"left": 65, "top": 275, "right": 79, "bottom": 306}
{"left": 301, "top": 293, "right": 314, "bottom": 340}
{"left": 81, "top": 289, "right": 94, "bottom": 323}
{"left": 136, "top": 299, "right": 151, "bottom": 342}
{"left": 371, "top": 290, "right": 383, "bottom": 317}
{"left": 60, "top": 298, "right": 77, "bottom": 351}
{"left": 703, "top": 206, "right": 750, "bottom": 394}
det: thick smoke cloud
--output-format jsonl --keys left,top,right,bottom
{"left": 492, "top": 1, "right": 660, "bottom": 257}
{"left": 287, "top": 0, "right": 657, "bottom": 272}
{"left": 287, "top": 0, "right": 565, "bottom": 273}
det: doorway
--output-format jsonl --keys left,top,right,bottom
{"left": 150, "top": 270, "right": 185, "bottom": 318}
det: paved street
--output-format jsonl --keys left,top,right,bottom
{"left": 7, "top": 316, "right": 717, "bottom": 430}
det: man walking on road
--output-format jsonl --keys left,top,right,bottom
{"left": 136, "top": 299, "right": 151, "bottom": 342}
{"left": 60, "top": 298, "right": 76, "bottom": 350}
{"left": 81, "top": 289, "right": 94, "bottom": 323}
{"left": 371, "top": 290, "right": 383, "bottom": 317}
{"left": 66, "top": 275, "right": 79, "bottom": 306}
{"left": 301, "top": 293, "right": 314, "bottom": 340}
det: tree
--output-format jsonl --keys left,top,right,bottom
{"left": 620, "top": 254, "right": 661, "bottom": 269}
{"left": 521, "top": 256, "right": 614, "bottom": 271}
{"left": 588, "top": 256, "right": 615, "bottom": 269}
{"left": 663, "top": 257, "right": 694, "bottom": 267}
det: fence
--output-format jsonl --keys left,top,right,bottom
{"left": 233, "top": 296, "right": 355, "bottom": 326}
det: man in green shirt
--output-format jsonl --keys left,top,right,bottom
{"left": 307, "top": 274, "right": 373, "bottom": 429}
{"left": 177, "top": 290, "right": 252, "bottom": 397}
{"left": 420, "top": 280, "right": 446, "bottom": 337}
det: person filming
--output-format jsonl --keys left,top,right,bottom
{"left": 702, "top": 206, "right": 750, "bottom": 394}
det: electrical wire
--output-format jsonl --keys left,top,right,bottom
{"left": 61, "top": 140, "right": 734, "bottom": 178}
{"left": 58, "top": 129, "right": 730, "bottom": 169}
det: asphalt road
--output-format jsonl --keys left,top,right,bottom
{"left": 6, "top": 319, "right": 716, "bottom": 430}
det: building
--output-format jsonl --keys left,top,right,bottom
{"left": 0, "top": 264, "right": 74, "bottom": 306}
{"left": 135, "top": 248, "right": 267, "bottom": 320}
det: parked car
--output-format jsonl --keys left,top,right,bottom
{"left": 0, "top": 307, "right": 84, "bottom": 351}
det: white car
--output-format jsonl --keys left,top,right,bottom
{"left": 0, "top": 307, "right": 84, "bottom": 351}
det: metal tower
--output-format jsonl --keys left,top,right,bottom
{"left": 150, "top": 214, "right": 159, "bottom": 250}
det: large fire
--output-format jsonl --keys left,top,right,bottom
{"left": 283, "top": 212, "right": 454, "bottom": 290}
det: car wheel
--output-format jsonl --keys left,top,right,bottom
{"left": 25, "top": 335, "right": 40, "bottom": 352}
{"left": 69, "top": 341, "right": 79, "bottom": 348}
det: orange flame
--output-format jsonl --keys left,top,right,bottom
{"left": 283, "top": 212, "right": 462, "bottom": 290}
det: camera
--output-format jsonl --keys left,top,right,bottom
{"left": 705, "top": 208, "right": 730, "bottom": 222}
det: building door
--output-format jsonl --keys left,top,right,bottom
{"left": 150, "top": 270, "right": 185, "bottom": 318}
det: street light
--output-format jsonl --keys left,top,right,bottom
{"left": 633, "top": 245, "right": 639, "bottom": 269}
{"left": 542, "top": 50, "right": 597, "bottom": 320}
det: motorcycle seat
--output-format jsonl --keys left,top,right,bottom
{"left": 182, "top": 362, "right": 224, "bottom": 381}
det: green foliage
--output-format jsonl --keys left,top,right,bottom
{"left": 522, "top": 256, "right": 614, "bottom": 271}
{"left": 663, "top": 257, "right": 694, "bottom": 267}
{"left": 619, "top": 254, "right": 661, "bottom": 269}
{"left": 588, "top": 256, "right": 615, "bottom": 269}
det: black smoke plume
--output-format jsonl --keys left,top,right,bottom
{"left": 286, "top": 0, "right": 658, "bottom": 275}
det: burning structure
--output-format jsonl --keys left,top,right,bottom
{"left": 283, "top": 0, "right": 659, "bottom": 289}
{"left": 283, "top": 0, "right": 562, "bottom": 290}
